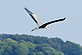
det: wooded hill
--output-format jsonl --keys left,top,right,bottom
{"left": 0, "top": 34, "right": 82, "bottom": 55}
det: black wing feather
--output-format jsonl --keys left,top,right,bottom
{"left": 24, "top": 8, "right": 38, "bottom": 24}
{"left": 39, "top": 17, "right": 66, "bottom": 28}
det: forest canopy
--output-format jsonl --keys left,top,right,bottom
{"left": 0, "top": 34, "right": 82, "bottom": 55}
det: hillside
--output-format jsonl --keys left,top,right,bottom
{"left": 0, "top": 34, "right": 82, "bottom": 55}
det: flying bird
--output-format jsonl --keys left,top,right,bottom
{"left": 24, "top": 8, "right": 66, "bottom": 31}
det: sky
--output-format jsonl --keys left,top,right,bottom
{"left": 0, "top": 0, "right": 82, "bottom": 46}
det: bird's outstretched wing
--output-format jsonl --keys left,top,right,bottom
{"left": 24, "top": 8, "right": 41, "bottom": 26}
{"left": 39, "top": 17, "right": 66, "bottom": 28}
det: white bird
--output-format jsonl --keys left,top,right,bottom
{"left": 24, "top": 8, "right": 66, "bottom": 32}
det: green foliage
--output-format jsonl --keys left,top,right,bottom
{"left": 0, "top": 34, "right": 82, "bottom": 55}
{"left": 62, "top": 41, "right": 82, "bottom": 55}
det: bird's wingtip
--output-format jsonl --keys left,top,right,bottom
{"left": 24, "top": 7, "right": 26, "bottom": 9}
{"left": 24, "top": 7, "right": 29, "bottom": 11}
{"left": 24, "top": 7, "right": 27, "bottom": 10}
{"left": 63, "top": 17, "right": 66, "bottom": 20}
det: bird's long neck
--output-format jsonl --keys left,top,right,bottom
{"left": 31, "top": 27, "right": 38, "bottom": 32}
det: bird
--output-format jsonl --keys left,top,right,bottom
{"left": 24, "top": 8, "right": 66, "bottom": 32}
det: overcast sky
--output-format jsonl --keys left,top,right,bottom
{"left": 0, "top": 0, "right": 82, "bottom": 46}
